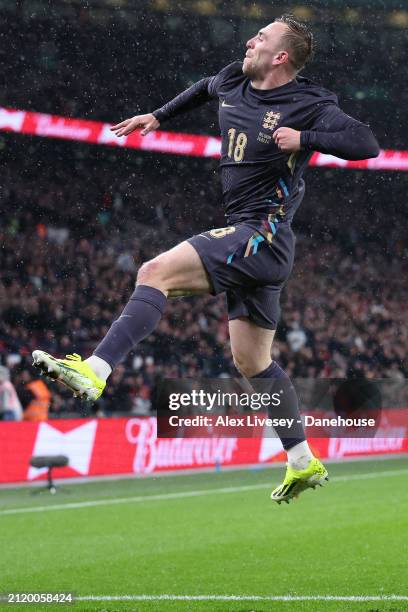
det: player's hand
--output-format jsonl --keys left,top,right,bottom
{"left": 110, "top": 113, "right": 160, "bottom": 137}
{"left": 273, "top": 127, "right": 301, "bottom": 152}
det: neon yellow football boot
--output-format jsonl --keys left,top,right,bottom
{"left": 32, "top": 350, "right": 105, "bottom": 401}
{"left": 271, "top": 457, "right": 328, "bottom": 504}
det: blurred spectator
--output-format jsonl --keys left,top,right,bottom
{"left": 15, "top": 369, "right": 51, "bottom": 421}
{"left": 0, "top": 366, "right": 23, "bottom": 421}
{"left": 286, "top": 321, "right": 307, "bottom": 353}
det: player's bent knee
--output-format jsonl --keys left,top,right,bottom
{"left": 233, "top": 352, "right": 271, "bottom": 378}
{"left": 136, "top": 258, "right": 164, "bottom": 285}
{"left": 233, "top": 354, "right": 255, "bottom": 378}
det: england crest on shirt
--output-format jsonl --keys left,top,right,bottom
{"left": 262, "top": 111, "right": 281, "bottom": 131}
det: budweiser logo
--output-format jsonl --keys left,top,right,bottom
{"left": 328, "top": 430, "right": 405, "bottom": 458}
{"left": 204, "top": 137, "right": 221, "bottom": 157}
{"left": 126, "top": 418, "right": 237, "bottom": 474}
{"left": 28, "top": 421, "right": 98, "bottom": 479}
{"left": 258, "top": 435, "right": 284, "bottom": 462}
{"left": 98, "top": 124, "right": 127, "bottom": 146}
{"left": 141, "top": 132, "right": 195, "bottom": 154}
{"left": 0, "top": 108, "right": 26, "bottom": 131}
{"left": 314, "top": 153, "right": 348, "bottom": 167}
{"left": 35, "top": 115, "right": 91, "bottom": 140}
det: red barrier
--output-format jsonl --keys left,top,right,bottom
{"left": 0, "top": 418, "right": 406, "bottom": 484}
{"left": 0, "top": 106, "right": 407, "bottom": 170}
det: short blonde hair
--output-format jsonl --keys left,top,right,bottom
{"left": 275, "top": 14, "right": 315, "bottom": 72}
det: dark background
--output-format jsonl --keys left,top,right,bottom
{"left": 0, "top": 0, "right": 406, "bottom": 417}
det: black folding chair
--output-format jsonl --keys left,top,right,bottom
{"left": 29, "top": 455, "right": 69, "bottom": 494}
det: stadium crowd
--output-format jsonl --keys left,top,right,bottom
{"left": 0, "top": 143, "right": 406, "bottom": 418}
{"left": 0, "top": 6, "right": 406, "bottom": 418}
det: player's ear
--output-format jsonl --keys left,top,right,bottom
{"left": 273, "top": 50, "right": 289, "bottom": 65}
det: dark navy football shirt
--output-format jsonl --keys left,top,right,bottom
{"left": 153, "top": 61, "right": 379, "bottom": 224}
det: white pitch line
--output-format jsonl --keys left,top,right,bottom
{"left": 76, "top": 594, "right": 408, "bottom": 602}
{"left": 1, "top": 468, "right": 407, "bottom": 517}
{"left": 334, "top": 468, "right": 408, "bottom": 482}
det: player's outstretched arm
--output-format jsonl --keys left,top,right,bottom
{"left": 299, "top": 106, "right": 380, "bottom": 160}
{"left": 110, "top": 78, "right": 214, "bottom": 137}
{"left": 110, "top": 64, "right": 240, "bottom": 134}
{"left": 152, "top": 78, "right": 214, "bottom": 124}
{"left": 110, "top": 113, "right": 160, "bottom": 137}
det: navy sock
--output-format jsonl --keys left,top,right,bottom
{"left": 252, "top": 361, "right": 306, "bottom": 451}
{"left": 93, "top": 285, "right": 167, "bottom": 370}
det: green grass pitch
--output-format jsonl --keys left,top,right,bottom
{"left": 0, "top": 456, "right": 407, "bottom": 612}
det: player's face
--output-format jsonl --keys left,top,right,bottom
{"left": 243, "top": 21, "right": 289, "bottom": 79}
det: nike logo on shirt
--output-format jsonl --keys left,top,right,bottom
{"left": 221, "top": 100, "right": 236, "bottom": 108}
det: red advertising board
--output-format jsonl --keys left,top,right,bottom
{"left": 1, "top": 106, "right": 407, "bottom": 171}
{"left": 0, "top": 418, "right": 407, "bottom": 484}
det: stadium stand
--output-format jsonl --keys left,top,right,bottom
{"left": 0, "top": 8, "right": 406, "bottom": 417}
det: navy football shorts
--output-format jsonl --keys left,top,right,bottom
{"left": 188, "top": 219, "right": 295, "bottom": 330}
